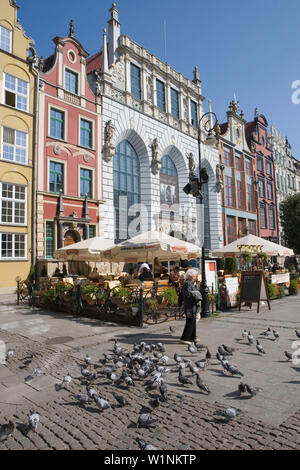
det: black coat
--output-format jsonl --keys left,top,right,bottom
{"left": 182, "top": 279, "right": 202, "bottom": 317}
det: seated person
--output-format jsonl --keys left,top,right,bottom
{"left": 139, "top": 267, "right": 153, "bottom": 283}
{"left": 89, "top": 267, "right": 100, "bottom": 281}
{"left": 153, "top": 257, "right": 163, "bottom": 278}
{"left": 123, "top": 268, "right": 136, "bottom": 285}
{"left": 161, "top": 267, "right": 170, "bottom": 281}
{"left": 169, "top": 266, "right": 180, "bottom": 284}
{"left": 54, "top": 267, "right": 63, "bottom": 278}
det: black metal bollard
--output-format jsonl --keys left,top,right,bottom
{"left": 139, "top": 287, "right": 144, "bottom": 327}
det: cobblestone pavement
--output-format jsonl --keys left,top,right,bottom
{"left": 0, "top": 296, "right": 300, "bottom": 450}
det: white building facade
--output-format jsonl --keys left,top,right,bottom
{"left": 87, "top": 4, "right": 223, "bottom": 250}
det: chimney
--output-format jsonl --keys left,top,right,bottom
{"left": 108, "top": 3, "right": 120, "bottom": 67}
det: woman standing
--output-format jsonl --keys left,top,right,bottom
{"left": 180, "top": 269, "right": 202, "bottom": 345}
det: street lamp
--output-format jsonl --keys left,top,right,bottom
{"left": 183, "top": 112, "right": 218, "bottom": 318}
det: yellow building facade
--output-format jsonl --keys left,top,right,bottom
{"left": 0, "top": 0, "right": 37, "bottom": 292}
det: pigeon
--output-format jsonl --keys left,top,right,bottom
{"left": 222, "top": 345, "right": 235, "bottom": 355}
{"left": 160, "top": 355, "right": 169, "bottom": 365}
{"left": 137, "top": 413, "right": 159, "bottom": 428}
{"left": 169, "top": 326, "right": 176, "bottom": 334}
{"left": 216, "top": 352, "right": 225, "bottom": 362}
{"left": 178, "top": 361, "right": 189, "bottom": 370}
{"left": 218, "top": 345, "right": 231, "bottom": 357}
{"left": 195, "top": 359, "right": 208, "bottom": 371}
{"left": 214, "top": 407, "right": 242, "bottom": 420}
{"left": 242, "top": 330, "right": 248, "bottom": 339}
{"left": 56, "top": 372, "right": 72, "bottom": 390}
{"left": 284, "top": 351, "right": 293, "bottom": 361}
{"left": 224, "top": 363, "right": 244, "bottom": 377}
{"left": 154, "top": 351, "right": 163, "bottom": 360}
{"left": 112, "top": 392, "right": 129, "bottom": 407}
{"left": 247, "top": 332, "right": 254, "bottom": 345}
{"left": 149, "top": 395, "right": 160, "bottom": 413}
{"left": 33, "top": 367, "right": 42, "bottom": 376}
{"left": 188, "top": 344, "right": 196, "bottom": 354}
{"left": 87, "top": 387, "right": 98, "bottom": 399}
{"left": 238, "top": 382, "right": 247, "bottom": 395}
{"left": 206, "top": 348, "right": 212, "bottom": 361}
{"left": 75, "top": 393, "right": 91, "bottom": 405}
{"left": 178, "top": 369, "right": 193, "bottom": 387}
{"left": 85, "top": 354, "right": 92, "bottom": 365}
{"left": 273, "top": 330, "right": 279, "bottom": 340}
{"left": 245, "top": 384, "right": 262, "bottom": 398}
{"left": 194, "top": 342, "right": 207, "bottom": 351}
{"left": 136, "top": 437, "right": 157, "bottom": 451}
{"left": 93, "top": 396, "right": 111, "bottom": 411}
{"left": 0, "top": 421, "right": 14, "bottom": 441}
{"left": 256, "top": 340, "right": 266, "bottom": 355}
{"left": 295, "top": 329, "right": 300, "bottom": 339}
{"left": 107, "top": 371, "right": 119, "bottom": 384}
{"left": 188, "top": 363, "right": 200, "bottom": 375}
{"left": 261, "top": 327, "right": 271, "bottom": 337}
{"left": 159, "top": 381, "right": 168, "bottom": 402}
{"left": 6, "top": 349, "right": 14, "bottom": 362}
{"left": 174, "top": 352, "right": 183, "bottom": 364}
{"left": 195, "top": 374, "right": 210, "bottom": 394}
{"left": 124, "top": 374, "right": 135, "bottom": 387}
{"left": 29, "top": 410, "right": 39, "bottom": 432}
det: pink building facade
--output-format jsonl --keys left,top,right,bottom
{"left": 36, "top": 23, "right": 102, "bottom": 271}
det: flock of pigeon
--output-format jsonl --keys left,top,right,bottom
{"left": 0, "top": 324, "right": 300, "bottom": 449}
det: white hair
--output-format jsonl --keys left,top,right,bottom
{"left": 185, "top": 268, "right": 199, "bottom": 280}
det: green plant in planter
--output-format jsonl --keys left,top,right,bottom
{"left": 289, "top": 279, "right": 299, "bottom": 295}
{"left": 145, "top": 298, "right": 158, "bottom": 311}
{"left": 267, "top": 283, "right": 278, "bottom": 299}
{"left": 41, "top": 288, "right": 58, "bottom": 304}
{"left": 56, "top": 282, "right": 73, "bottom": 297}
{"left": 278, "top": 285, "right": 285, "bottom": 298}
{"left": 160, "top": 287, "right": 178, "bottom": 306}
{"left": 81, "top": 284, "right": 99, "bottom": 296}
{"left": 224, "top": 257, "right": 238, "bottom": 275}
{"left": 96, "top": 291, "right": 107, "bottom": 304}
{"left": 110, "top": 286, "right": 131, "bottom": 305}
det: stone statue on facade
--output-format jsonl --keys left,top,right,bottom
{"left": 151, "top": 138, "right": 161, "bottom": 175}
{"left": 187, "top": 153, "right": 195, "bottom": 173}
{"left": 104, "top": 120, "right": 116, "bottom": 163}
{"left": 216, "top": 163, "right": 224, "bottom": 192}
{"left": 69, "top": 20, "right": 75, "bottom": 37}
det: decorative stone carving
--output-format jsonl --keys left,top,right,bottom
{"left": 54, "top": 144, "right": 62, "bottom": 155}
{"left": 146, "top": 72, "right": 153, "bottom": 104}
{"left": 69, "top": 20, "right": 75, "bottom": 37}
{"left": 183, "top": 97, "right": 188, "bottom": 122}
{"left": 83, "top": 154, "right": 90, "bottom": 163}
{"left": 151, "top": 138, "right": 161, "bottom": 175}
{"left": 104, "top": 120, "right": 116, "bottom": 163}
{"left": 187, "top": 153, "right": 195, "bottom": 173}
{"left": 216, "top": 164, "right": 224, "bottom": 193}
{"left": 110, "top": 56, "right": 125, "bottom": 89}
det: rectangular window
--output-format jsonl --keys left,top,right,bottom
{"left": 156, "top": 79, "right": 166, "bottom": 112}
{"left": 2, "top": 127, "right": 27, "bottom": 164}
{"left": 247, "top": 183, "right": 253, "bottom": 212}
{"left": 65, "top": 69, "right": 78, "bottom": 94}
{"left": 0, "top": 25, "right": 12, "bottom": 53}
{"left": 130, "top": 63, "right": 141, "bottom": 100}
{"left": 245, "top": 158, "right": 251, "bottom": 175}
{"left": 257, "top": 155, "right": 264, "bottom": 172}
{"left": 45, "top": 221, "right": 54, "bottom": 259}
{"left": 223, "top": 147, "right": 231, "bottom": 166}
{"left": 248, "top": 220, "right": 256, "bottom": 235}
{"left": 49, "top": 161, "right": 64, "bottom": 193}
{"left": 80, "top": 119, "right": 92, "bottom": 148}
{"left": 269, "top": 207, "right": 275, "bottom": 230}
{"left": 235, "top": 154, "right": 242, "bottom": 171}
{"left": 267, "top": 181, "right": 273, "bottom": 200}
{"left": 225, "top": 176, "right": 233, "bottom": 207}
{"left": 258, "top": 178, "right": 265, "bottom": 198}
{"left": 80, "top": 168, "right": 92, "bottom": 198}
{"left": 238, "top": 218, "right": 244, "bottom": 237}
{"left": 171, "top": 88, "right": 179, "bottom": 119}
{"left": 227, "top": 216, "right": 235, "bottom": 244}
{"left": 190, "top": 100, "right": 198, "bottom": 128}
{"left": 50, "top": 109, "right": 64, "bottom": 140}
{"left": 237, "top": 180, "right": 242, "bottom": 209}
{"left": 1, "top": 183, "right": 26, "bottom": 225}
{"left": 0, "top": 233, "right": 26, "bottom": 259}
{"left": 260, "top": 205, "right": 267, "bottom": 229}
{"left": 4, "top": 73, "right": 29, "bottom": 111}
{"left": 88, "top": 225, "right": 96, "bottom": 239}
{"left": 266, "top": 161, "right": 272, "bottom": 176}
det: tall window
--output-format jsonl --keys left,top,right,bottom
{"left": 0, "top": 233, "right": 26, "bottom": 259}
{"left": 190, "top": 100, "right": 198, "bottom": 128}
{"left": 0, "top": 25, "right": 12, "bottom": 53}
{"left": 4, "top": 73, "right": 29, "bottom": 111}
{"left": 1, "top": 183, "right": 26, "bottom": 225}
{"left": 156, "top": 79, "right": 166, "bottom": 112}
{"left": 89, "top": 225, "right": 96, "bottom": 239}
{"left": 267, "top": 181, "right": 273, "bottom": 200}
{"left": 248, "top": 220, "right": 256, "bottom": 235}
{"left": 257, "top": 154, "right": 264, "bottom": 172}
{"left": 130, "top": 63, "right": 141, "bottom": 99}
{"left": 258, "top": 178, "right": 265, "bottom": 198}
{"left": 80, "top": 119, "right": 92, "bottom": 148}
{"left": 260, "top": 204, "right": 267, "bottom": 229}
{"left": 247, "top": 183, "right": 253, "bottom": 212}
{"left": 237, "top": 180, "right": 242, "bottom": 209}
{"left": 235, "top": 154, "right": 242, "bottom": 171}
{"left": 245, "top": 158, "right": 251, "bottom": 175}
{"left": 266, "top": 160, "right": 272, "bottom": 176}
{"left": 269, "top": 206, "right": 275, "bottom": 230}
{"left": 65, "top": 69, "right": 78, "bottom": 94}
{"left": 45, "top": 221, "right": 54, "bottom": 258}
{"left": 50, "top": 109, "right": 64, "bottom": 140}
{"left": 49, "top": 161, "right": 64, "bottom": 193}
{"left": 80, "top": 168, "right": 92, "bottom": 198}
{"left": 170, "top": 88, "right": 179, "bottom": 119}
{"left": 113, "top": 140, "right": 140, "bottom": 243}
{"left": 238, "top": 218, "right": 244, "bottom": 237}
{"left": 160, "top": 155, "right": 178, "bottom": 206}
{"left": 225, "top": 176, "right": 233, "bottom": 207}
{"left": 227, "top": 216, "right": 235, "bottom": 244}
{"left": 223, "top": 147, "right": 231, "bottom": 166}
{"left": 2, "top": 127, "right": 27, "bottom": 164}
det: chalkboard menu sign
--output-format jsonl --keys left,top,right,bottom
{"left": 239, "top": 271, "right": 271, "bottom": 313}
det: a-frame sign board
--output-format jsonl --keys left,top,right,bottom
{"left": 239, "top": 271, "right": 271, "bottom": 313}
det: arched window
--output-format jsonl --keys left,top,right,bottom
{"left": 160, "top": 155, "right": 178, "bottom": 206}
{"left": 113, "top": 140, "right": 140, "bottom": 243}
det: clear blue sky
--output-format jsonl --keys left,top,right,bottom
{"left": 17, "top": 0, "right": 300, "bottom": 160}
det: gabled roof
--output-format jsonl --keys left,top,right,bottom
{"left": 86, "top": 51, "right": 103, "bottom": 74}
{"left": 53, "top": 35, "right": 89, "bottom": 58}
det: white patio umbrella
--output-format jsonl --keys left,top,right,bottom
{"left": 212, "top": 234, "right": 294, "bottom": 257}
{"left": 103, "top": 230, "right": 202, "bottom": 268}
{"left": 54, "top": 237, "right": 115, "bottom": 262}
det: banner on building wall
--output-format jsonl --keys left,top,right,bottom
{"left": 160, "top": 183, "right": 177, "bottom": 205}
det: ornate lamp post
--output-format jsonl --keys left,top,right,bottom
{"left": 183, "top": 112, "right": 219, "bottom": 317}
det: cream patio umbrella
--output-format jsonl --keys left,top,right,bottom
{"left": 212, "top": 234, "right": 294, "bottom": 257}
{"left": 103, "top": 230, "right": 202, "bottom": 269}
{"left": 54, "top": 237, "right": 115, "bottom": 262}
